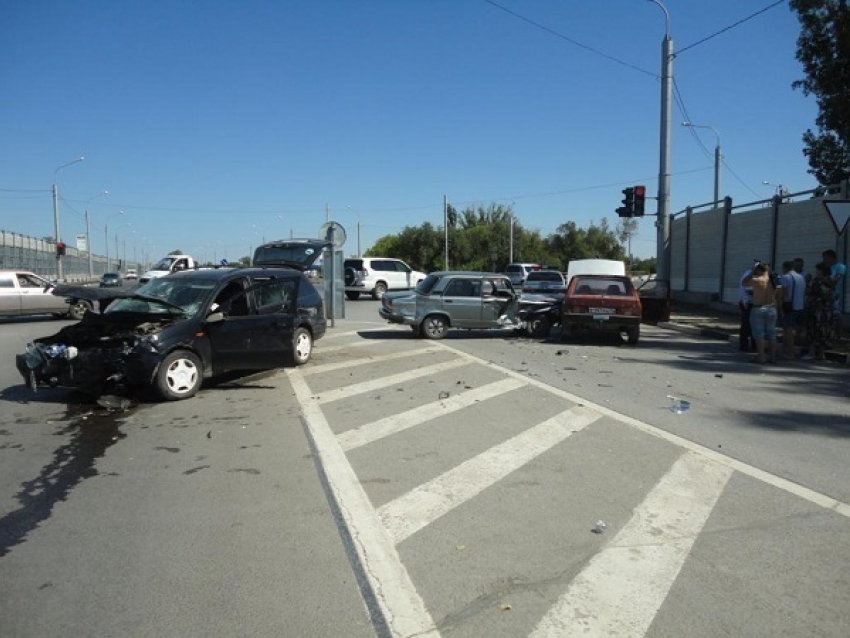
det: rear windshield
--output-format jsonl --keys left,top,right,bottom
{"left": 571, "top": 277, "right": 633, "bottom": 295}
{"left": 527, "top": 271, "right": 563, "bottom": 283}
{"left": 253, "top": 243, "right": 321, "bottom": 269}
{"left": 344, "top": 259, "right": 363, "bottom": 270}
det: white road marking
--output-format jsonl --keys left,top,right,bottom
{"left": 317, "top": 340, "right": 387, "bottom": 355}
{"left": 530, "top": 451, "right": 733, "bottom": 637}
{"left": 377, "top": 405, "right": 602, "bottom": 544}
{"left": 339, "top": 377, "right": 527, "bottom": 452}
{"left": 316, "top": 359, "right": 470, "bottom": 405}
{"left": 288, "top": 369, "right": 441, "bottom": 638}
{"left": 303, "top": 346, "right": 443, "bottom": 377}
{"left": 433, "top": 342, "right": 850, "bottom": 519}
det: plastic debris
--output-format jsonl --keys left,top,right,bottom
{"left": 97, "top": 395, "right": 131, "bottom": 411}
{"left": 592, "top": 520, "right": 607, "bottom": 534}
{"left": 500, "top": 603, "right": 513, "bottom": 612}
{"left": 438, "top": 391, "right": 450, "bottom": 400}
{"left": 714, "top": 373, "right": 723, "bottom": 378}
{"left": 668, "top": 396, "right": 691, "bottom": 414}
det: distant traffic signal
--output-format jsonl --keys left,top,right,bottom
{"left": 633, "top": 185, "right": 646, "bottom": 216}
{"left": 56, "top": 241, "right": 66, "bottom": 256}
{"left": 617, "top": 187, "right": 635, "bottom": 218}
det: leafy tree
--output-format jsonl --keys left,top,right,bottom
{"left": 790, "top": 0, "right": 850, "bottom": 184}
{"left": 366, "top": 205, "right": 623, "bottom": 273}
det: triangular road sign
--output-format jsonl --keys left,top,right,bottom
{"left": 823, "top": 200, "right": 850, "bottom": 234}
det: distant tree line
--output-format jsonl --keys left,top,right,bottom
{"left": 365, "top": 203, "right": 656, "bottom": 274}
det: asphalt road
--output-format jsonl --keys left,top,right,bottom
{"left": 1, "top": 299, "right": 848, "bottom": 637}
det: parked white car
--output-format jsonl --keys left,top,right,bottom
{"left": 344, "top": 257, "right": 427, "bottom": 300}
{"left": 0, "top": 270, "right": 92, "bottom": 320}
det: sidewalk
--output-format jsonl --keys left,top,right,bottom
{"left": 661, "top": 303, "right": 850, "bottom": 364}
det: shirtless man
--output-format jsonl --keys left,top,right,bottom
{"left": 743, "top": 262, "right": 783, "bottom": 364}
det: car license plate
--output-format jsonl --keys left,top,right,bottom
{"left": 589, "top": 307, "right": 615, "bottom": 314}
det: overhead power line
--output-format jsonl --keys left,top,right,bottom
{"left": 676, "top": 0, "right": 787, "bottom": 56}
{"left": 483, "top": 0, "right": 656, "bottom": 77}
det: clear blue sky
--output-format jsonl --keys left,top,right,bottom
{"left": 0, "top": 0, "right": 815, "bottom": 264}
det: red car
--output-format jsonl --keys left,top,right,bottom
{"left": 561, "top": 274, "right": 642, "bottom": 344}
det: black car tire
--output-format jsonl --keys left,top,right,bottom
{"left": 287, "top": 327, "right": 313, "bottom": 366}
{"left": 345, "top": 291, "right": 360, "bottom": 300}
{"left": 420, "top": 314, "right": 449, "bottom": 339}
{"left": 68, "top": 299, "right": 92, "bottom": 321}
{"left": 154, "top": 350, "right": 202, "bottom": 401}
{"left": 626, "top": 326, "right": 640, "bottom": 345}
{"left": 372, "top": 281, "right": 388, "bottom": 300}
{"left": 531, "top": 315, "right": 553, "bottom": 339}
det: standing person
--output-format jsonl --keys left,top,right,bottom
{"left": 743, "top": 262, "right": 782, "bottom": 364}
{"left": 822, "top": 249, "right": 846, "bottom": 337}
{"left": 738, "top": 263, "right": 756, "bottom": 352}
{"left": 805, "top": 262, "right": 836, "bottom": 361}
{"left": 779, "top": 260, "right": 806, "bottom": 359}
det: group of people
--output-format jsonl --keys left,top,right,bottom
{"left": 739, "top": 249, "right": 846, "bottom": 363}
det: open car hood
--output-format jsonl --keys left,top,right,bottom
{"left": 252, "top": 238, "right": 330, "bottom": 270}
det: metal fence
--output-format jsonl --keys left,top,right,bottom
{"left": 669, "top": 180, "right": 849, "bottom": 315}
{"left": 0, "top": 230, "right": 139, "bottom": 282}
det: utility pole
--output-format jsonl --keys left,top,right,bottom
{"left": 443, "top": 195, "right": 449, "bottom": 271}
{"left": 652, "top": 1, "right": 673, "bottom": 283}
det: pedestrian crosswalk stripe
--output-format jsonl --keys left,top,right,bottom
{"left": 316, "top": 359, "right": 470, "bottom": 405}
{"left": 377, "top": 405, "right": 602, "bottom": 545}
{"left": 303, "top": 345, "right": 442, "bottom": 377}
{"left": 315, "top": 339, "right": 387, "bottom": 355}
{"left": 338, "top": 377, "right": 527, "bottom": 452}
{"left": 288, "top": 368, "right": 442, "bottom": 637}
{"left": 529, "top": 451, "right": 733, "bottom": 637}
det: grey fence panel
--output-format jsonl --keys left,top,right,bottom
{"left": 0, "top": 230, "right": 135, "bottom": 281}
{"left": 687, "top": 209, "right": 724, "bottom": 293}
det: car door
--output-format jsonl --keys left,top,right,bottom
{"left": 17, "top": 273, "right": 64, "bottom": 315}
{"left": 482, "top": 276, "right": 518, "bottom": 324}
{"left": 244, "top": 276, "right": 298, "bottom": 366}
{"left": 205, "top": 278, "right": 264, "bottom": 372}
{"left": 441, "top": 277, "right": 483, "bottom": 327}
{"left": 0, "top": 273, "right": 22, "bottom": 316}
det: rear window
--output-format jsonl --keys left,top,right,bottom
{"left": 572, "top": 277, "right": 634, "bottom": 295}
{"left": 527, "top": 271, "right": 563, "bottom": 283}
{"left": 344, "top": 259, "right": 364, "bottom": 270}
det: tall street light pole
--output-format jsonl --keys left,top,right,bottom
{"left": 649, "top": 0, "right": 673, "bottom": 283}
{"left": 53, "top": 157, "right": 85, "bottom": 281}
{"left": 347, "top": 206, "right": 362, "bottom": 257}
{"left": 85, "top": 190, "right": 109, "bottom": 279}
{"left": 105, "top": 210, "right": 123, "bottom": 272}
{"left": 682, "top": 122, "right": 721, "bottom": 208}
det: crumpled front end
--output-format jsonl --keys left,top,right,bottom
{"left": 15, "top": 313, "right": 177, "bottom": 396}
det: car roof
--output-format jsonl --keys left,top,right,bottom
{"left": 167, "top": 267, "right": 305, "bottom": 281}
{"left": 429, "top": 271, "right": 507, "bottom": 277}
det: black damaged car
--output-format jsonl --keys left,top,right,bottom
{"left": 15, "top": 267, "right": 326, "bottom": 401}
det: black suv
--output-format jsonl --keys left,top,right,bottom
{"left": 17, "top": 267, "right": 326, "bottom": 401}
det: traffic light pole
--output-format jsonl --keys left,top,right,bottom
{"left": 656, "top": 31, "right": 673, "bottom": 283}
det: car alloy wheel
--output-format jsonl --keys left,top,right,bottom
{"left": 372, "top": 281, "right": 388, "bottom": 300}
{"left": 68, "top": 299, "right": 92, "bottom": 321}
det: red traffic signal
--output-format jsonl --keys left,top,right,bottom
{"left": 633, "top": 185, "right": 646, "bottom": 216}
{"left": 56, "top": 241, "right": 66, "bottom": 256}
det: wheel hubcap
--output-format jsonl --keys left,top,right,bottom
{"left": 295, "top": 333, "right": 311, "bottom": 360}
{"left": 166, "top": 359, "right": 198, "bottom": 394}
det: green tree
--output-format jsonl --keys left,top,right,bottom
{"left": 791, "top": 0, "right": 850, "bottom": 184}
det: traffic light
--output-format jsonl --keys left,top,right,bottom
{"left": 617, "top": 187, "right": 635, "bottom": 218}
{"left": 633, "top": 185, "right": 646, "bottom": 216}
{"left": 56, "top": 241, "right": 66, "bottom": 256}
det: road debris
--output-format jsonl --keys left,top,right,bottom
{"left": 592, "top": 520, "right": 607, "bottom": 534}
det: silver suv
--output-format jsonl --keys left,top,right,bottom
{"left": 344, "top": 257, "right": 427, "bottom": 300}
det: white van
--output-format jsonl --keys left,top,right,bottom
{"left": 565, "top": 259, "right": 626, "bottom": 286}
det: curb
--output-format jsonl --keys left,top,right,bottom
{"left": 658, "top": 321, "right": 850, "bottom": 364}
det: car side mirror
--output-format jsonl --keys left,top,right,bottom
{"left": 206, "top": 311, "right": 226, "bottom": 323}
